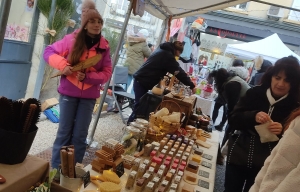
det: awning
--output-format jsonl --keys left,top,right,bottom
{"left": 145, "top": 0, "right": 249, "bottom": 19}
{"left": 225, "top": 33, "right": 300, "bottom": 63}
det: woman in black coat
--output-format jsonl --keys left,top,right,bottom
{"left": 225, "top": 56, "right": 300, "bottom": 192}
{"left": 249, "top": 59, "right": 272, "bottom": 86}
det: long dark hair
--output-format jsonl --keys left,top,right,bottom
{"left": 208, "top": 68, "right": 232, "bottom": 93}
{"left": 261, "top": 56, "right": 300, "bottom": 100}
{"left": 69, "top": 29, "right": 87, "bottom": 66}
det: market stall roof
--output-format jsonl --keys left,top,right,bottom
{"left": 225, "top": 33, "right": 300, "bottom": 63}
{"left": 145, "top": 0, "right": 249, "bottom": 19}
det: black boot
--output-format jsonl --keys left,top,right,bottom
{"left": 215, "top": 123, "right": 225, "bottom": 131}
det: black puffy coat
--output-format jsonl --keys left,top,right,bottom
{"left": 133, "top": 42, "right": 195, "bottom": 90}
{"left": 227, "top": 85, "right": 299, "bottom": 168}
{"left": 249, "top": 60, "right": 272, "bottom": 86}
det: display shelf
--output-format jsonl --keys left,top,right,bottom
{"left": 80, "top": 131, "right": 220, "bottom": 192}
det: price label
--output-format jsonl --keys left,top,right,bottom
{"left": 202, "top": 153, "right": 213, "bottom": 160}
{"left": 116, "top": 162, "right": 125, "bottom": 177}
{"left": 82, "top": 171, "right": 90, "bottom": 188}
{"left": 198, "top": 170, "right": 210, "bottom": 178}
{"left": 198, "top": 179, "right": 210, "bottom": 189}
{"left": 201, "top": 161, "right": 212, "bottom": 169}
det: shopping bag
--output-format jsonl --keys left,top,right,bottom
{"left": 255, "top": 121, "right": 279, "bottom": 143}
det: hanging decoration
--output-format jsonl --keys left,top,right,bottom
{"left": 191, "top": 17, "right": 208, "bottom": 32}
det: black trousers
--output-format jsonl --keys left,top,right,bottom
{"left": 224, "top": 164, "right": 261, "bottom": 192}
{"left": 212, "top": 101, "right": 227, "bottom": 125}
{"left": 127, "top": 80, "right": 148, "bottom": 124}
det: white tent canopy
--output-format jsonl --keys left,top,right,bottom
{"left": 145, "top": 0, "right": 249, "bottom": 19}
{"left": 225, "top": 33, "right": 300, "bottom": 63}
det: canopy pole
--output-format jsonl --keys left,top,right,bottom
{"left": 158, "top": 18, "right": 168, "bottom": 44}
{"left": 0, "top": 0, "right": 12, "bottom": 55}
{"left": 87, "top": 0, "right": 133, "bottom": 146}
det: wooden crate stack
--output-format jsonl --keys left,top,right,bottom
{"left": 91, "top": 138, "right": 125, "bottom": 177}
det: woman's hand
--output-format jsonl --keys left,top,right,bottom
{"left": 76, "top": 71, "right": 86, "bottom": 81}
{"left": 255, "top": 111, "right": 271, "bottom": 124}
{"left": 268, "top": 122, "right": 282, "bottom": 135}
{"left": 62, "top": 66, "right": 73, "bottom": 76}
{"left": 192, "top": 88, "right": 196, "bottom": 94}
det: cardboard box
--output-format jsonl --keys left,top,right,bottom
{"left": 41, "top": 98, "right": 59, "bottom": 111}
{"left": 93, "top": 102, "right": 108, "bottom": 113}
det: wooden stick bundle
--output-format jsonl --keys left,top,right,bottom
{"left": 60, "top": 145, "right": 76, "bottom": 178}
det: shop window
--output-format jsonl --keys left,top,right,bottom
{"left": 231, "top": 3, "right": 248, "bottom": 10}
{"left": 288, "top": 0, "right": 300, "bottom": 21}
{"left": 3, "top": 0, "right": 36, "bottom": 42}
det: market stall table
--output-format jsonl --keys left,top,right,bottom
{"left": 0, "top": 155, "right": 49, "bottom": 192}
{"left": 80, "top": 131, "right": 220, "bottom": 192}
{"left": 194, "top": 95, "right": 214, "bottom": 116}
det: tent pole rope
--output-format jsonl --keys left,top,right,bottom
{"left": 87, "top": 0, "right": 134, "bottom": 146}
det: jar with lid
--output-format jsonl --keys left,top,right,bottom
{"left": 130, "top": 121, "right": 148, "bottom": 152}
{"left": 202, "top": 84, "right": 214, "bottom": 99}
{"left": 121, "top": 126, "right": 141, "bottom": 155}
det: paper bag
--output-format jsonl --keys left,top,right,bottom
{"left": 255, "top": 121, "right": 279, "bottom": 143}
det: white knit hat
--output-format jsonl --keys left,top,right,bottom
{"left": 137, "top": 29, "right": 149, "bottom": 38}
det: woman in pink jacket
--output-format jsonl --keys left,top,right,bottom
{"left": 43, "top": 0, "right": 112, "bottom": 169}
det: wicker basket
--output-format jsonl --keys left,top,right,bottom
{"left": 145, "top": 132, "right": 165, "bottom": 143}
{"left": 149, "top": 100, "right": 183, "bottom": 134}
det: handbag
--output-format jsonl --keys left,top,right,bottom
{"left": 227, "top": 130, "right": 277, "bottom": 168}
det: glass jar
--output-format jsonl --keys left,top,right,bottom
{"left": 121, "top": 126, "right": 141, "bottom": 155}
{"left": 130, "top": 122, "right": 148, "bottom": 152}
{"left": 202, "top": 84, "right": 214, "bottom": 99}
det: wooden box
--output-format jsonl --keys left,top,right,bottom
{"left": 163, "top": 93, "right": 197, "bottom": 127}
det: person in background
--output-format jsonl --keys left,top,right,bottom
{"left": 213, "top": 59, "right": 249, "bottom": 132}
{"left": 249, "top": 56, "right": 272, "bottom": 86}
{"left": 249, "top": 107, "right": 300, "bottom": 192}
{"left": 127, "top": 41, "right": 196, "bottom": 124}
{"left": 123, "top": 29, "right": 151, "bottom": 94}
{"left": 228, "top": 59, "right": 250, "bottom": 81}
{"left": 43, "top": 0, "right": 112, "bottom": 170}
{"left": 209, "top": 68, "right": 250, "bottom": 164}
{"left": 225, "top": 56, "right": 300, "bottom": 192}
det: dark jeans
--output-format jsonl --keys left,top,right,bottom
{"left": 127, "top": 79, "right": 148, "bottom": 124}
{"left": 212, "top": 101, "right": 227, "bottom": 125}
{"left": 224, "top": 164, "right": 261, "bottom": 192}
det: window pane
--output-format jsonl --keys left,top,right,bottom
{"left": 4, "top": 0, "right": 35, "bottom": 42}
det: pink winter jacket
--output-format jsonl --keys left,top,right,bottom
{"left": 43, "top": 30, "right": 112, "bottom": 99}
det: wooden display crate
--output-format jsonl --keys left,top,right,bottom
{"left": 163, "top": 93, "right": 197, "bottom": 127}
